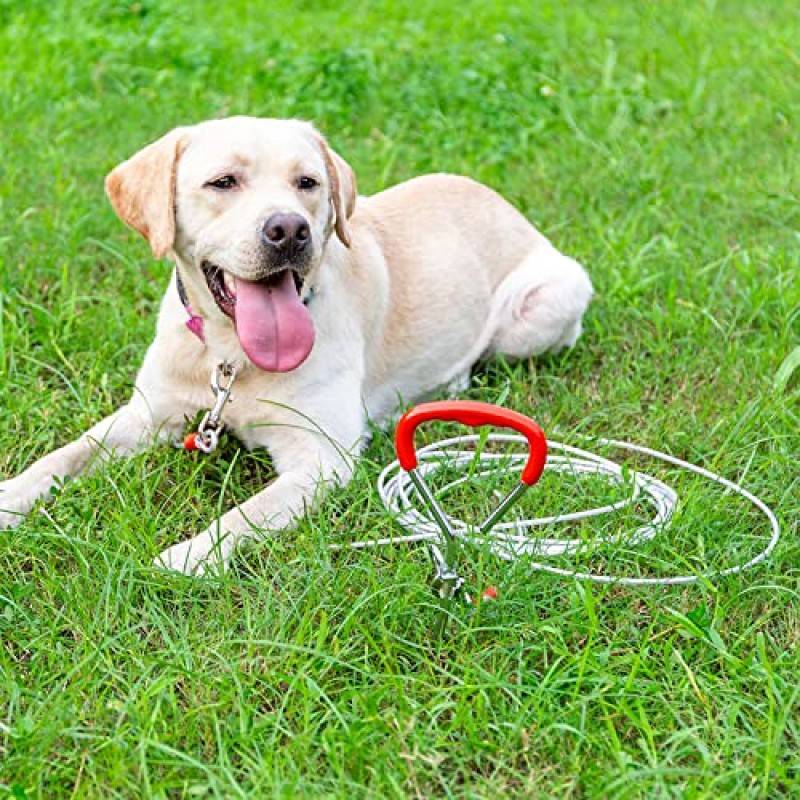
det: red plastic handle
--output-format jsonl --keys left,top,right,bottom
{"left": 395, "top": 400, "right": 548, "bottom": 486}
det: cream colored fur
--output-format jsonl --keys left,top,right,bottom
{"left": 0, "top": 116, "right": 593, "bottom": 574}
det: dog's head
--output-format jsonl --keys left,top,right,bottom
{"left": 105, "top": 116, "right": 356, "bottom": 372}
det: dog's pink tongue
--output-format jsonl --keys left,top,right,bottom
{"left": 234, "top": 272, "right": 315, "bottom": 372}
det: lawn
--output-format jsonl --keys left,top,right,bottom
{"left": 1, "top": 0, "right": 798, "bottom": 796}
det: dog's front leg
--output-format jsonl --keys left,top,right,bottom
{"left": 0, "top": 398, "right": 175, "bottom": 529}
{"left": 155, "top": 397, "right": 364, "bottom": 576}
{"left": 155, "top": 468, "right": 336, "bottom": 575}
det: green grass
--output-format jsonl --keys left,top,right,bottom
{"left": 1, "top": 0, "right": 798, "bottom": 796}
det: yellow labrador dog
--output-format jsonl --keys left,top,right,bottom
{"left": 0, "top": 116, "right": 592, "bottom": 574}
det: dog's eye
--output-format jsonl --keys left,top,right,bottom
{"left": 206, "top": 175, "right": 238, "bottom": 190}
{"left": 296, "top": 175, "right": 319, "bottom": 191}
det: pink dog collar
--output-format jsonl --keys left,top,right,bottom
{"left": 175, "top": 270, "right": 205, "bottom": 342}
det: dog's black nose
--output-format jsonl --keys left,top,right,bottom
{"left": 261, "top": 213, "right": 311, "bottom": 255}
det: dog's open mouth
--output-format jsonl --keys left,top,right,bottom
{"left": 201, "top": 262, "right": 315, "bottom": 373}
{"left": 202, "top": 262, "right": 305, "bottom": 317}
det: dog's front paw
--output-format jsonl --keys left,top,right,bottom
{"left": 0, "top": 478, "right": 36, "bottom": 530}
{"left": 0, "top": 508, "right": 24, "bottom": 530}
{"left": 154, "top": 529, "right": 234, "bottom": 576}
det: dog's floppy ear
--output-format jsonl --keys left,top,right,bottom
{"left": 105, "top": 128, "right": 187, "bottom": 259}
{"left": 317, "top": 135, "right": 357, "bottom": 248}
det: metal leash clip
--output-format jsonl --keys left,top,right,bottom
{"left": 183, "top": 362, "right": 238, "bottom": 454}
{"left": 394, "top": 401, "right": 548, "bottom": 608}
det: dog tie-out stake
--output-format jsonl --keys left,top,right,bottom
{"left": 346, "top": 399, "right": 781, "bottom": 631}
{"left": 394, "top": 401, "right": 548, "bottom": 607}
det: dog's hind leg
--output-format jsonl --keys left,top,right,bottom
{"left": 486, "top": 245, "right": 593, "bottom": 360}
{"left": 437, "top": 245, "right": 593, "bottom": 390}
